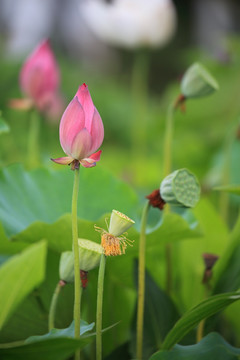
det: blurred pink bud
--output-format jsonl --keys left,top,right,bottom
{"left": 52, "top": 84, "right": 104, "bottom": 168}
{"left": 20, "top": 39, "right": 61, "bottom": 116}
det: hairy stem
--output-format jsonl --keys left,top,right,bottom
{"left": 96, "top": 253, "right": 106, "bottom": 360}
{"left": 136, "top": 201, "right": 150, "bottom": 360}
{"left": 27, "top": 109, "right": 40, "bottom": 168}
{"left": 72, "top": 167, "right": 81, "bottom": 360}
{"left": 48, "top": 282, "right": 62, "bottom": 331}
{"left": 131, "top": 50, "right": 150, "bottom": 160}
{"left": 163, "top": 101, "right": 177, "bottom": 295}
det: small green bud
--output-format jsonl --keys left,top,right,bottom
{"left": 160, "top": 168, "right": 200, "bottom": 208}
{"left": 78, "top": 239, "right": 103, "bottom": 271}
{"left": 59, "top": 251, "right": 74, "bottom": 283}
{"left": 108, "top": 209, "right": 135, "bottom": 237}
{"left": 181, "top": 62, "right": 219, "bottom": 99}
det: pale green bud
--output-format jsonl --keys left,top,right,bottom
{"left": 160, "top": 168, "right": 200, "bottom": 208}
{"left": 108, "top": 210, "right": 135, "bottom": 237}
{"left": 78, "top": 239, "right": 103, "bottom": 271}
{"left": 59, "top": 251, "right": 74, "bottom": 283}
{"left": 181, "top": 63, "right": 219, "bottom": 99}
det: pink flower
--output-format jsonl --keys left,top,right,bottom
{"left": 19, "top": 39, "right": 63, "bottom": 117}
{"left": 52, "top": 84, "right": 104, "bottom": 168}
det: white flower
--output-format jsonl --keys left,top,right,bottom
{"left": 81, "top": 0, "right": 177, "bottom": 49}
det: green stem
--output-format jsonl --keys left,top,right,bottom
{"left": 163, "top": 102, "right": 175, "bottom": 178}
{"left": 72, "top": 166, "right": 81, "bottom": 360}
{"left": 219, "top": 125, "right": 237, "bottom": 223}
{"left": 162, "top": 101, "right": 176, "bottom": 295}
{"left": 27, "top": 109, "right": 40, "bottom": 168}
{"left": 196, "top": 318, "right": 205, "bottom": 342}
{"left": 48, "top": 282, "right": 62, "bottom": 331}
{"left": 136, "top": 201, "right": 150, "bottom": 360}
{"left": 196, "top": 286, "right": 208, "bottom": 342}
{"left": 165, "top": 243, "right": 172, "bottom": 295}
{"left": 131, "top": 50, "right": 150, "bottom": 158}
{"left": 96, "top": 253, "right": 106, "bottom": 360}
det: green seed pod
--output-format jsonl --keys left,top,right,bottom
{"left": 108, "top": 209, "right": 135, "bottom": 237}
{"left": 59, "top": 251, "right": 74, "bottom": 283}
{"left": 78, "top": 239, "right": 103, "bottom": 271}
{"left": 160, "top": 168, "right": 200, "bottom": 208}
{"left": 181, "top": 63, "right": 219, "bottom": 99}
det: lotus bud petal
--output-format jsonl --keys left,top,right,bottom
{"left": 20, "top": 40, "right": 60, "bottom": 114}
{"left": 78, "top": 239, "right": 103, "bottom": 271}
{"left": 108, "top": 210, "right": 135, "bottom": 237}
{"left": 59, "top": 251, "right": 74, "bottom": 283}
{"left": 160, "top": 168, "right": 200, "bottom": 208}
{"left": 52, "top": 83, "right": 104, "bottom": 168}
{"left": 181, "top": 63, "right": 219, "bottom": 99}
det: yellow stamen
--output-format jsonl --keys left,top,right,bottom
{"left": 101, "top": 233, "right": 123, "bottom": 256}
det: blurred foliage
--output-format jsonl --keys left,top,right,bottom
{"left": 0, "top": 37, "right": 240, "bottom": 359}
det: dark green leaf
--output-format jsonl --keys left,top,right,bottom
{"left": 0, "top": 241, "right": 47, "bottom": 329}
{"left": 25, "top": 320, "right": 95, "bottom": 343}
{"left": 104, "top": 342, "right": 131, "bottom": 360}
{"left": 150, "top": 332, "right": 240, "bottom": 360}
{"left": 175, "top": 198, "right": 229, "bottom": 311}
{"left": 146, "top": 212, "right": 202, "bottom": 246}
{"left": 161, "top": 291, "right": 240, "bottom": 350}
{"left": 0, "top": 164, "right": 138, "bottom": 238}
{"left": 0, "top": 337, "right": 90, "bottom": 360}
{"left": 213, "top": 215, "right": 240, "bottom": 293}
{"left": 0, "top": 250, "right": 73, "bottom": 343}
{"left": 0, "top": 222, "right": 27, "bottom": 255}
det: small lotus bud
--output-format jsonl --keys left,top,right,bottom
{"left": 108, "top": 210, "right": 135, "bottom": 237}
{"left": 78, "top": 239, "right": 103, "bottom": 271}
{"left": 202, "top": 253, "right": 219, "bottom": 285}
{"left": 59, "top": 251, "right": 74, "bottom": 283}
{"left": 160, "top": 168, "right": 200, "bottom": 208}
{"left": 181, "top": 63, "right": 219, "bottom": 99}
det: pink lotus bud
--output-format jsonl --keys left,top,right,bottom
{"left": 52, "top": 84, "right": 104, "bottom": 168}
{"left": 20, "top": 39, "right": 60, "bottom": 113}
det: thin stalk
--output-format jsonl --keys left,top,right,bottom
{"left": 196, "top": 287, "right": 208, "bottom": 342}
{"left": 136, "top": 201, "right": 150, "bottom": 360}
{"left": 131, "top": 50, "right": 150, "bottom": 158}
{"left": 162, "top": 101, "right": 176, "bottom": 296}
{"left": 27, "top": 109, "right": 40, "bottom": 168}
{"left": 219, "top": 127, "right": 237, "bottom": 223}
{"left": 196, "top": 318, "right": 206, "bottom": 342}
{"left": 96, "top": 253, "right": 106, "bottom": 360}
{"left": 48, "top": 282, "right": 62, "bottom": 331}
{"left": 72, "top": 166, "right": 81, "bottom": 360}
{"left": 163, "top": 102, "right": 175, "bottom": 178}
{"left": 165, "top": 242, "right": 172, "bottom": 295}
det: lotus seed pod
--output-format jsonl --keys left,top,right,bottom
{"left": 160, "top": 168, "right": 200, "bottom": 208}
{"left": 181, "top": 63, "right": 219, "bottom": 99}
{"left": 78, "top": 239, "right": 103, "bottom": 271}
{"left": 59, "top": 251, "right": 74, "bottom": 283}
{"left": 108, "top": 210, "right": 135, "bottom": 237}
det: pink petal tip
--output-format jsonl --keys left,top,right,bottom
{"left": 51, "top": 156, "right": 73, "bottom": 165}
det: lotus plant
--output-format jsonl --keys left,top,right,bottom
{"left": 95, "top": 210, "right": 135, "bottom": 360}
{"left": 9, "top": 40, "right": 63, "bottom": 168}
{"left": 52, "top": 83, "right": 104, "bottom": 169}
{"left": 20, "top": 39, "right": 62, "bottom": 117}
{"left": 48, "top": 240, "right": 103, "bottom": 331}
{"left": 52, "top": 84, "right": 104, "bottom": 360}
{"left": 137, "top": 169, "right": 200, "bottom": 360}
